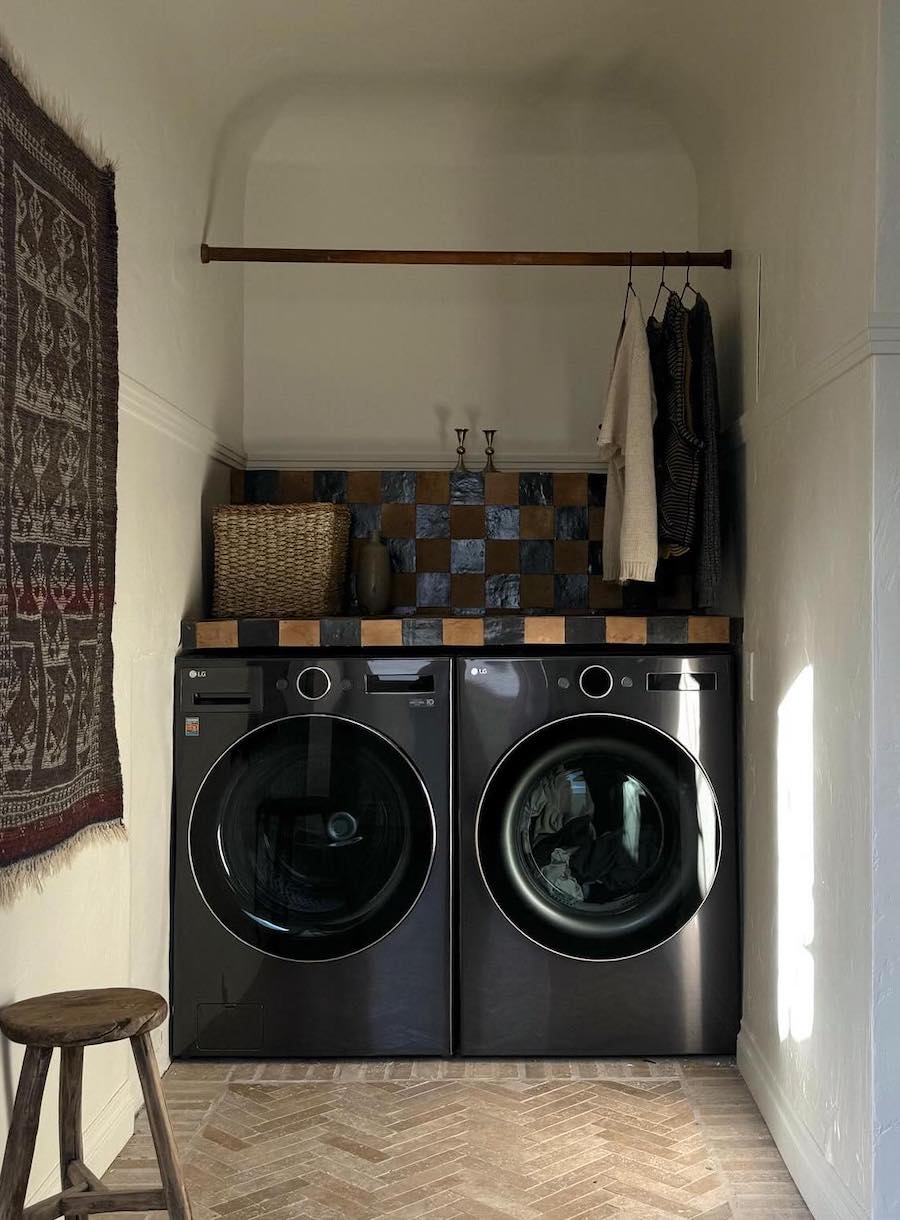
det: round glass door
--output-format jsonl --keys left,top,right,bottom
{"left": 190, "top": 716, "right": 435, "bottom": 960}
{"left": 476, "top": 714, "right": 720, "bottom": 960}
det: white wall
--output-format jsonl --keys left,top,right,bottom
{"left": 243, "top": 88, "right": 697, "bottom": 468}
{"left": 0, "top": 4, "right": 240, "bottom": 1198}
{"left": 653, "top": 3, "right": 881, "bottom": 1215}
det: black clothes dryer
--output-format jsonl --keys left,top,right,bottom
{"left": 171, "top": 655, "right": 450, "bottom": 1058}
{"left": 457, "top": 654, "right": 740, "bottom": 1057}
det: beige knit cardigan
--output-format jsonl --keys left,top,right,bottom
{"left": 597, "top": 293, "right": 659, "bottom": 584}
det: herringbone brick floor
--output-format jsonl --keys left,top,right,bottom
{"left": 105, "top": 1059, "right": 811, "bottom": 1219}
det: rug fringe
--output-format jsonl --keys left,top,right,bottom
{"left": 0, "top": 35, "right": 114, "bottom": 170}
{"left": 0, "top": 820, "right": 127, "bottom": 908}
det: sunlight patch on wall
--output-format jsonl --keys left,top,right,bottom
{"left": 777, "top": 664, "right": 815, "bottom": 1044}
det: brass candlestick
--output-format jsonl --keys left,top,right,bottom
{"left": 483, "top": 429, "right": 498, "bottom": 473}
{"left": 454, "top": 427, "right": 469, "bottom": 472}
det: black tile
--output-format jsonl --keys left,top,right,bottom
{"left": 485, "top": 615, "right": 525, "bottom": 644}
{"left": 485, "top": 505, "right": 519, "bottom": 540}
{"left": 588, "top": 472, "right": 608, "bottom": 507}
{"left": 450, "top": 470, "right": 485, "bottom": 504}
{"left": 451, "top": 539, "right": 485, "bottom": 574}
{"left": 520, "top": 539, "right": 554, "bottom": 574}
{"left": 565, "top": 616, "right": 606, "bottom": 645}
{"left": 519, "top": 472, "right": 554, "bottom": 505}
{"left": 244, "top": 469, "right": 279, "bottom": 503}
{"left": 555, "top": 506, "right": 588, "bottom": 540}
{"left": 402, "top": 617, "right": 443, "bottom": 646}
{"left": 416, "top": 572, "right": 450, "bottom": 607}
{"left": 387, "top": 538, "right": 416, "bottom": 573}
{"left": 588, "top": 541, "right": 603, "bottom": 576}
{"left": 416, "top": 505, "right": 450, "bottom": 538}
{"left": 313, "top": 470, "right": 348, "bottom": 503}
{"left": 320, "top": 618, "right": 361, "bottom": 646}
{"left": 350, "top": 503, "right": 381, "bottom": 539}
{"left": 647, "top": 616, "right": 689, "bottom": 644}
{"left": 381, "top": 470, "right": 416, "bottom": 503}
{"left": 239, "top": 619, "right": 279, "bottom": 648}
{"left": 554, "top": 574, "right": 589, "bottom": 609}
{"left": 486, "top": 574, "right": 520, "bottom": 609}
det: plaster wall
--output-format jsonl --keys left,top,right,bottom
{"left": 243, "top": 89, "right": 697, "bottom": 467}
{"left": 0, "top": 3, "right": 237, "bottom": 1197}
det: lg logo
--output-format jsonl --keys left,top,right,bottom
{"left": 470, "top": 667, "right": 488, "bottom": 676}
{"left": 189, "top": 670, "right": 207, "bottom": 679}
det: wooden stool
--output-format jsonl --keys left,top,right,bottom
{"left": 0, "top": 988, "right": 191, "bottom": 1220}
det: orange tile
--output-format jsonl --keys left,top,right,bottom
{"left": 606, "top": 616, "right": 648, "bottom": 644}
{"left": 278, "top": 470, "right": 313, "bottom": 503}
{"left": 391, "top": 573, "right": 416, "bottom": 607}
{"left": 347, "top": 471, "right": 381, "bottom": 503}
{"left": 451, "top": 505, "right": 485, "bottom": 538}
{"left": 442, "top": 618, "right": 486, "bottom": 646}
{"left": 524, "top": 617, "right": 566, "bottom": 645}
{"left": 485, "top": 472, "right": 520, "bottom": 504}
{"left": 229, "top": 468, "right": 246, "bottom": 503}
{"left": 451, "top": 574, "right": 485, "bottom": 607}
{"left": 195, "top": 620, "right": 239, "bottom": 648}
{"left": 360, "top": 619, "right": 403, "bottom": 646}
{"left": 554, "top": 541, "right": 589, "bottom": 574}
{"left": 588, "top": 508, "right": 605, "bottom": 540}
{"left": 520, "top": 575, "right": 554, "bottom": 609}
{"left": 485, "top": 540, "right": 519, "bottom": 574}
{"left": 417, "top": 471, "right": 450, "bottom": 504}
{"left": 688, "top": 616, "right": 731, "bottom": 644}
{"left": 520, "top": 506, "right": 554, "bottom": 539}
{"left": 381, "top": 502, "right": 415, "bottom": 538}
{"left": 416, "top": 538, "right": 451, "bottom": 571}
{"left": 553, "top": 473, "right": 587, "bottom": 505}
{"left": 278, "top": 619, "right": 321, "bottom": 647}
{"left": 590, "top": 577, "right": 623, "bottom": 609}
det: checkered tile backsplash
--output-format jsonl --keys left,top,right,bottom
{"left": 231, "top": 469, "right": 694, "bottom": 614}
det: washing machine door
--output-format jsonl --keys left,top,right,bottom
{"left": 190, "top": 715, "right": 435, "bottom": 961}
{"left": 476, "top": 713, "right": 720, "bottom": 960}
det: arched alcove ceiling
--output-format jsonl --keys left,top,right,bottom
{"left": 189, "top": 0, "right": 765, "bottom": 242}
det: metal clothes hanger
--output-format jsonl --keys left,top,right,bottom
{"left": 652, "top": 251, "right": 671, "bottom": 317}
{"left": 680, "top": 253, "right": 698, "bottom": 304}
{"left": 621, "top": 251, "right": 637, "bottom": 328}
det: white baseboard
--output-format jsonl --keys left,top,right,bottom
{"left": 27, "top": 1076, "right": 135, "bottom": 1204}
{"left": 738, "top": 1026, "right": 869, "bottom": 1220}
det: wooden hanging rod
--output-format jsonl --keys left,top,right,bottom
{"left": 199, "top": 243, "right": 732, "bottom": 269}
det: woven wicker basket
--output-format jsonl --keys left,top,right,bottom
{"left": 212, "top": 503, "right": 351, "bottom": 618}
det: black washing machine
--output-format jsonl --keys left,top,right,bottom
{"left": 457, "top": 654, "right": 740, "bottom": 1057}
{"left": 171, "top": 655, "right": 450, "bottom": 1058}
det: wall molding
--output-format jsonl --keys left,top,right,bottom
{"left": 28, "top": 1076, "right": 134, "bottom": 1204}
{"left": 722, "top": 311, "right": 900, "bottom": 452}
{"left": 245, "top": 448, "right": 605, "bottom": 472}
{"left": 119, "top": 373, "right": 245, "bottom": 468}
{"left": 737, "top": 1026, "right": 869, "bottom": 1220}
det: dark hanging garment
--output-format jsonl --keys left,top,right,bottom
{"left": 687, "top": 294, "right": 722, "bottom": 607}
{"left": 648, "top": 293, "right": 703, "bottom": 557}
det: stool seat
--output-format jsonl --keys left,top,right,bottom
{"left": 0, "top": 988, "right": 167, "bottom": 1049}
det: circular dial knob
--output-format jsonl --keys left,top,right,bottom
{"left": 296, "top": 666, "right": 331, "bottom": 700}
{"left": 579, "top": 665, "right": 614, "bottom": 699}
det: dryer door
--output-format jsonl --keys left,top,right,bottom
{"left": 190, "top": 715, "right": 436, "bottom": 960}
{"left": 476, "top": 713, "right": 720, "bottom": 960}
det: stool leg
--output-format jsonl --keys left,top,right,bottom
{"left": 59, "top": 1045, "right": 85, "bottom": 1218}
{"left": 0, "top": 1045, "right": 52, "bottom": 1220}
{"left": 130, "top": 1033, "right": 192, "bottom": 1219}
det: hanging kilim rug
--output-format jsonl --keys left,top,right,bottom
{"left": 0, "top": 52, "right": 123, "bottom": 903}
